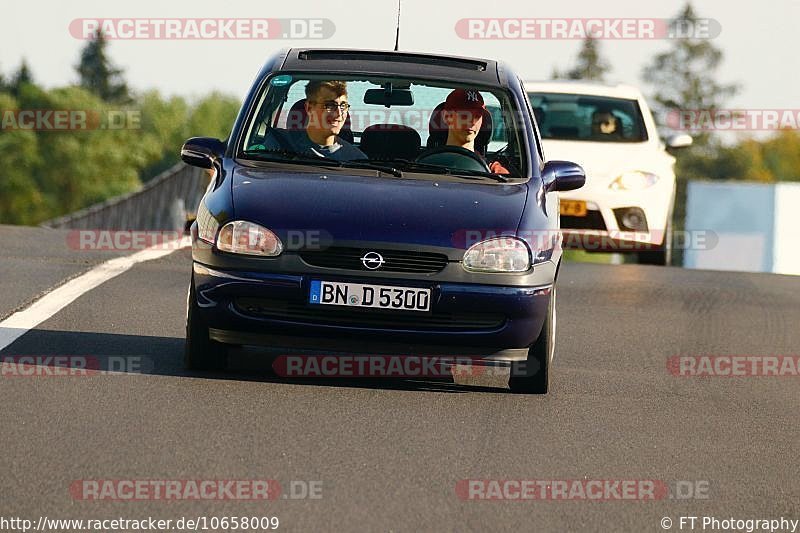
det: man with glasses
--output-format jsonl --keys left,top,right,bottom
{"left": 262, "top": 80, "right": 366, "bottom": 161}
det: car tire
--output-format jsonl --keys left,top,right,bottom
{"left": 508, "top": 286, "right": 555, "bottom": 394}
{"left": 185, "top": 278, "right": 228, "bottom": 371}
{"left": 638, "top": 219, "right": 672, "bottom": 266}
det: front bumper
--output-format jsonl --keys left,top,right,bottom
{"left": 192, "top": 256, "right": 554, "bottom": 362}
{"left": 558, "top": 178, "right": 674, "bottom": 249}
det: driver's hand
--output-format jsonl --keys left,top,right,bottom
{"left": 489, "top": 161, "right": 510, "bottom": 175}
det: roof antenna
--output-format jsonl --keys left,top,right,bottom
{"left": 393, "top": 0, "right": 402, "bottom": 51}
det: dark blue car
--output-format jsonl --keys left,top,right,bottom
{"left": 182, "top": 49, "right": 584, "bottom": 393}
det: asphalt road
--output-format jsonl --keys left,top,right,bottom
{"left": 1, "top": 226, "right": 799, "bottom": 532}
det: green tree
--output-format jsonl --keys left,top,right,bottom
{"left": 759, "top": 130, "right": 800, "bottom": 181}
{"left": 678, "top": 131, "right": 800, "bottom": 183}
{"left": 138, "top": 91, "right": 239, "bottom": 181}
{"left": 76, "top": 31, "right": 130, "bottom": 103}
{"left": 672, "top": 137, "right": 767, "bottom": 183}
{"left": 0, "top": 92, "right": 46, "bottom": 224}
{"left": 642, "top": 2, "right": 738, "bottom": 146}
{"left": 9, "top": 59, "right": 34, "bottom": 98}
{"left": 567, "top": 36, "right": 610, "bottom": 81}
{"left": 186, "top": 91, "right": 239, "bottom": 140}
{"left": 0, "top": 38, "right": 245, "bottom": 225}
{"left": 11, "top": 85, "right": 149, "bottom": 218}
{"left": 137, "top": 90, "right": 191, "bottom": 180}
{"left": 550, "top": 37, "right": 611, "bottom": 81}
{"left": 641, "top": 2, "right": 741, "bottom": 265}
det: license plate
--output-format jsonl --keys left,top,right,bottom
{"left": 560, "top": 200, "right": 587, "bottom": 217}
{"left": 309, "top": 280, "right": 431, "bottom": 312}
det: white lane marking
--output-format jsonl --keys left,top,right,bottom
{"left": 0, "top": 236, "right": 191, "bottom": 352}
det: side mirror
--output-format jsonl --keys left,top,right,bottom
{"left": 666, "top": 133, "right": 693, "bottom": 149}
{"left": 542, "top": 160, "right": 586, "bottom": 192}
{"left": 181, "top": 137, "right": 226, "bottom": 169}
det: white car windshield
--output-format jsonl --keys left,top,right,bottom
{"left": 528, "top": 92, "right": 648, "bottom": 143}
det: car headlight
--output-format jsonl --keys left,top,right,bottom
{"left": 609, "top": 171, "right": 659, "bottom": 191}
{"left": 463, "top": 237, "right": 531, "bottom": 273}
{"left": 216, "top": 221, "right": 283, "bottom": 256}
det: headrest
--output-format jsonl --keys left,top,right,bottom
{"left": 359, "top": 124, "right": 421, "bottom": 160}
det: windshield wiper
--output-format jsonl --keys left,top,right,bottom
{"left": 448, "top": 168, "right": 510, "bottom": 183}
{"left": 382, "top": 159, "right": 453, "bottom": 175}
{"left": 340, "top": 160, "right": 403, "bottom": 177}
{"left": 243, "top": 151, "right": 402, "bottom": 177}
{"left": 365, "top": 158, "right": 509, "bottom": 183}
{"left": 242, "top": 149, "right": 343, "bottom": 168}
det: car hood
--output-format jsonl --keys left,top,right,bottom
{"left": 541, "top": 139, "right": 672, "bottom": 182}
{"left": 231, "top": 165, "right": 529, "bottom": 251}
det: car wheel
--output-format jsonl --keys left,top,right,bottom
{"left": 508, "top": 286, "right": 555, "bottom": 394}
{"left": 638, "top": 219, "right": 672, "bottom": 266}
{"left": 185, "top": 278, "right": 228, "bottom": 371}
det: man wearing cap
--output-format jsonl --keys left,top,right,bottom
{"left": 442, "top": 89, "right": 510, "bottom": 175}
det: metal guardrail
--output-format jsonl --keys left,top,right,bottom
{"left": 41, "top": 163, "right": 210, "bottom": 231}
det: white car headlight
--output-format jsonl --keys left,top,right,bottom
{"left": 216, "top": 221, "right": 283, "bottom": 256}
{"left": 463, "top": 237, "right": 531, "bottom": 273}
{"left": 609, "top": 171, "right": 659, "bottom": 191}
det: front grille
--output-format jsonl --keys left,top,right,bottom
{"left": 299, "top": 247, "right": 449, "bottom": 274}
{"left": 561, "top": 210, "right": 607, "bottom": 230}
{"left": 234, "top": 298, "right": 505, "bottom": 331}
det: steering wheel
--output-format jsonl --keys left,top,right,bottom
{"left": 415, "top": 145, "right": 491, "bottom": 173}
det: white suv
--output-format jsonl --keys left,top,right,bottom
{"left": 524, "top": 81, "right": 691, "bottom": 265}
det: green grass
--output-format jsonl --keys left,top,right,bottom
{"left": 561, "top": 250, "right": 620, "bottom": 264}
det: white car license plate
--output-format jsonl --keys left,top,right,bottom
{"left": 560, "top": 199, "right": 587, "bottom": 217}
{"left": 309, "top": 280, "right": 431, "bottom": 312}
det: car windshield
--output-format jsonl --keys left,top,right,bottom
{"left": 528, "top": 92, "right": 648, "bottom": 143}
{"left": 239, "top": 74, "right": 528, "bottom": 179}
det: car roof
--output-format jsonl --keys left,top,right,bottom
{"left": 277, "top": 48, "right": 506, "bottom": 88}
{"left": 522, "top": 80, "right": 645, "bottom": 100}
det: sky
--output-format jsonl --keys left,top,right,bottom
{"left": 3, "top": 0, "right": 798, "bottom": 114}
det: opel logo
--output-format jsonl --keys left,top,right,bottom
{"left": 360, "top": 251, "right": 385, "bottom": 270}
